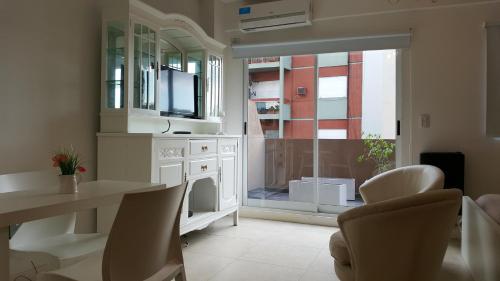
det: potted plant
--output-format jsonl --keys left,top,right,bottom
{"left": 357, "top": 133, "right": 395, "bottom": 175}
{"left": 52, "top": 147, "right": 86, "bottom": 193}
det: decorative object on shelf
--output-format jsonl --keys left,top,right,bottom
{"left": 52, "top": 147, "right": 86, "bottom": 194}
{"left": 357, "top": 133, "right": 395, "bottom": 175}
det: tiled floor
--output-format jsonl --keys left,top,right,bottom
{"left": 182, "top": 216, "right": 474, "bottom": 281}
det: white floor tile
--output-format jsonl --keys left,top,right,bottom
{"left": 239, "top": 241, "right": 321, "bottom": 269}
{"left": 207, "top": 260, "right": 304, "bottom": 281}
{"left": 308, "top": 248, "right": 336, "bottom": 276}
{"left": 184, "top": 233, "right": 257, "bottom": 258}
{"left": 299, "top": 270, "right": 340, "bottom": 281}
{"left": 182, "top": 251, "right": 234, "bottom": 281}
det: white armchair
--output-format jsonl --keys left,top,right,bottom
{"left": 359, "top": 165, "right": 444, "bottom": 204}
{"left": 330, "top": 189, "right": 462, "bottom": 281}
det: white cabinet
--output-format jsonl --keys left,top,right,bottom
{"left": 219, "top": 139, "right": 238, "bottom": 211}
{"left": 97, "top": 133, "right": 240, "bottom": 235}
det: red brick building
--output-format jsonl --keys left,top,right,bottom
{"left": 249, "top": 52, "right": 363, "bottom": 140}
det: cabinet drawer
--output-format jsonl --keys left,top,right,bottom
{"left": 189, "top": 139, "right": 217, "bottom": 156}
{"left": 189, "top": 158, "right": 217, "bottom": 176}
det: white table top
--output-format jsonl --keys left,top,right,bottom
{"left": 0, "top": 180, "right": 164, "bottom": 227}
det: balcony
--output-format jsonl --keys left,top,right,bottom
{"left": 248, "top": 56, "right": 280, "bottom": 72}
{"left": 247, "top": 139, "right": 396, "bottom": 208}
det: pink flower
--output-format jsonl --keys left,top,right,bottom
{"left": 77, "top": 166, "right": 86, "bottom": 173}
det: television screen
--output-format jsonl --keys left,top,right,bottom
{"left": 159, "top": 67, "right": 199, "bottom": 118}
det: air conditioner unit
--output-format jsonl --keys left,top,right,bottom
{"left": 239, "top": 0, "right": 312, "bottom": 33}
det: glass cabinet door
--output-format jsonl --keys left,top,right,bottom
{"left": 207, "top": 55, "right": 222, "bottom": 118}
{"left": 133, "top": 23, "right": 157, "bottom": 110}
{"left": 105, "top": 21, "right": 125, "bottom": 109}
{"left": 160, "top": 39, "right": 182, "bottom": 71}
{"left": 188, "top": 51, "right": 204, "bottom": 117}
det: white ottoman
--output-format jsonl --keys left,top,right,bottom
{"left": 289, "top": 180, "right": 347, "bottom": 205}
{"left": 302, "top": 177, "right": 355, "bottom": 200}
{"left": 289, "top": 180, "right": 314, "bottom": 203}
{"left": 319, "top": 183, "right": 347, "bottom": 206}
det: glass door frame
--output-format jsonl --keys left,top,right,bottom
{"left": 241, "top": 50, "right": 406, "bottom": 214}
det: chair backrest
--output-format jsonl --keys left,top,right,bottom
{"left": 102, "top": 182, "right": 188, "bottom": 281}
{"left": 359, "top": 165, "right": 444, "bottom": 204}
{"left": 338, "top": 189, "right": 462, "bottom": 281}
{"left": 2, "top": 170, "right": 77, "bottom": 245}
{"left": 0, "top": 170, "right": 58, "bottom": 193}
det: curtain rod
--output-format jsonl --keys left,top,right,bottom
{"left": 231, "top": 32, "right": 412, "bottom": 48}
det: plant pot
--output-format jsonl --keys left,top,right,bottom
{"left": 59, "top": 174, "right": 78, "bottom": 194}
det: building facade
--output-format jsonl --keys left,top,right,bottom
{"left": 248, "top": 52, "right": 363, "bottom": 140}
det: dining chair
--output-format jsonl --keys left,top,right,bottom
{"left": 3, "top": 170, "right": 107, "bottom": 280}
{"left": 37, "top": 182, "right": 188, "bottom": 281}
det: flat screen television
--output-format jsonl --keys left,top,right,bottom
{"left": 159, "top": 66, "right": 199, "bottom": 118}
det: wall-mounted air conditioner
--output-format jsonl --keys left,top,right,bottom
{"left": 238, "top": 0, "right": 312, "bottom": 33}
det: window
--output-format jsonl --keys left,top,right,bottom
{"left": 318, "top": 129, "right": 347, "bottom": 139}
{"left": 318, "top": 76, "right": 347, "bottom": 99}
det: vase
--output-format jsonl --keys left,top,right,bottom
{"left": 59, "top": 174, "right": 78, "bottom": 194}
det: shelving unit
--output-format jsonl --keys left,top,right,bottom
{"left": 100, "top": 0, "right": 226, "bottom": 134}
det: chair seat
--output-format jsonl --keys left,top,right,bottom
{"left": 12, "top": 233, "right": 108, "bottom": 268}
{"left": 37, "top": 252, "right": 103, "bottom": 281}
{"left": 329, "top": 231, "right": 350, "bottom": 266}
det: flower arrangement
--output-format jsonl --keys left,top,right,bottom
{"left": 52, "top": 147, "right": 86, "bottom": 175}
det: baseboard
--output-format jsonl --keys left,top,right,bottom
{"left": 239, "top": 206, "right": 339, "bottom": 227}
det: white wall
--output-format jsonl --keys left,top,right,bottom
{"left": 362, "top": 50, "right": 396, "bottom": 139}
{"left": 219, "top": 0, "right": 500, "bottom": 198}
{"left": 0, "top": 0, "right": 101, "bottom": 231}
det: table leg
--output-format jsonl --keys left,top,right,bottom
{"left": 0, "top": 226, "right": 9, "bottom": 281}
{"left": 233, "top": 209, "right": 239, "bottom": 226}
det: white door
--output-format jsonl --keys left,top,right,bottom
{"left": 219, "top": 140, "right": 238, "bottom": 210}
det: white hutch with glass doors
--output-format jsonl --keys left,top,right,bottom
{"left": 97, "top": 0, "right": 240, "bottom": 235}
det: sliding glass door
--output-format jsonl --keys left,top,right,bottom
{"left": 244, "top": 50, "right": 398, "bottom": 214}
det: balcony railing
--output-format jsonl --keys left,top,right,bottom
{"left": 248, "top": 56, "right": 280, "bottom": 64}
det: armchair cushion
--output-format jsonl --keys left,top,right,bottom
{"left": 335, "top": 262, "right": 354, "bottom": 281}
{"left": 476, "top": 194, "right": 500, "bottom": 225}
{"left": 330, "top": 231, "right": 350, "bottom": 266}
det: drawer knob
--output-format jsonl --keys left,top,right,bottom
{"left": 201, "top": 145, "right": 208, "bottom": 151}
{"left": 201, "top": 164, "right": 208, "bottom": 171}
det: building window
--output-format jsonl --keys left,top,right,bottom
{"left": 318, "top": 76, "right": 347, "bottom": 99}
{"left": 318, "top": 129, "right": 347, "bottom": 139}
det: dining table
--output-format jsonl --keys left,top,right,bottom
{"left": 0, "top": 180, "right": 165, "bottom": 280}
